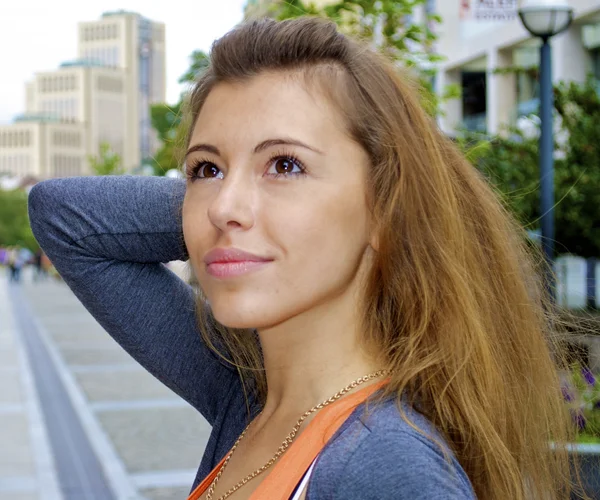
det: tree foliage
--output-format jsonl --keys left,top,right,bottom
{"left": 462, "top": 77, "right": 600, "bottom": 258}
{"left": 88, "top": 142, "right": 124, "bottom": 176}
{"left": 178, "top": 50, "right": 210, "bottom": 86}
{"left": 0, "top": 189, "right": 38, "bottom": 251}
{"left": 150, "top": 50, "right": 209, "bottom": 175}
{"left": 553, "top": 78, "right": 600, "bottom": 257}
{"left": 150, "top": 102, "right": 183, "bottom": 175}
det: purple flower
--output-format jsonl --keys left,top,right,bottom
{"left": 582, "top": 368, "right": 596, "bottom": 386}
{"left": 594, "top": 400, "right": 600, "bottom": 410}
{"left": 562, "top": 385, "right": 574, "bottom": 402}
{"left": 570, "top": 409, "right": 586, "bottom": 430}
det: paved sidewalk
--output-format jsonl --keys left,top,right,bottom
{"left": 0, "top": 272, "right": 61, "bottom": 500}
{"left": 1, "top": 269, "right": 212, "bottom": 500}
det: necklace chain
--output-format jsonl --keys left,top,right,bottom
{"left": 205, "top": 369, "right": 390, "bottom": 500}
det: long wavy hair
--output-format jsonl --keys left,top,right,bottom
{"left": 181, "top": 17, "right": 581, "bottom": 500}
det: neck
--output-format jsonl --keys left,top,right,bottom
{"left": 255, "top": 292, "right": 384, "bottom": 423}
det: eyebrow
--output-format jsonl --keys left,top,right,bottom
{"left": 185, "top": 137, "right": 324, "bottom": 158}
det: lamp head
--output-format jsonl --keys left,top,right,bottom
{"left": 518, "top": 0, "right": 574, "bottom": 38}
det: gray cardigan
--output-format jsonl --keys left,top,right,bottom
{"left": 28, "top": 175, "right": 475, "bottom": 499}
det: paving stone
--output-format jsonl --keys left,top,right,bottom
{"left": 0, "top": 493, "right": 38, "bottom": 500}
{"left": 0, "top": 415, "right": 34, "bottom": 477}
{"left": 74, "top": 371, "right": 178, "bottom": 402}
{"left": 41, "top": 314, "right": 102, "bottom": 326}
{"left": 55, "top": 341, "right": 122, "bottom": 351}
{"left": 97, "top": 407, "right": 210, "bottom": 473}
{"left": 0, "top": 332, "right": 15, "bottom": 349}
{"left": 0, "top": 349, "right": 18, "bottom": 369}
{"left": 140, "top": 486, "right": 192, "bottom": 500}
{"left": 47, "top": 329, "right": 113, "bottom": 345}
{"left": 46, "top": 321, "right": 107, "bottom": 334}
{"left": 0, "top": 370, "right": 23, "bottom": 404}
{"left": 59, "top": 347, "right": 137, "bottom": 366}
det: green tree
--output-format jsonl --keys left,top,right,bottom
{"left": 0, "top": 189, "right": 38, "bottom": 251}
{"left": 150, "top": 50, "right": 210, "bottom": 175}
{"left": 149, "top": 102, "right": 183, "bottom": 175}
{"left": 553, "top": 77, "right": 600, "bottom": 257}
{"left": 462, "top": 77, "right": 600, "bottom": 258}
{"left": 178, "top": 50, "right": 210, "bottom": 86}
{"left": 88, "top": 142, "right": 124, "bottom": 176}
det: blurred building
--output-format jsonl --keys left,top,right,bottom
{"left": 78, "top": 11, "right": 166, "bottom": 168}
{"left": 436, "top": 0, "right": 600, "bottom": 135}
{"left": 0, "top": 10, "right": 165, "bottom": 179}
{"left": 0, "top": 117, "right": 86, "bottom": 179}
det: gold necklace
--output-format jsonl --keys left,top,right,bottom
{"left": 205, "top": 369, "right": 390, "bottom": 500}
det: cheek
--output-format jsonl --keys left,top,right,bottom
{"left": 276, "top": 188, "right": 371, "bottom": 271}
{"left": 182, "top": 194, "right": 211, "bottom": 260}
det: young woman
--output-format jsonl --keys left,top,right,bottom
{"left": 29, "top": 17, "right": 578, "bottom": 500}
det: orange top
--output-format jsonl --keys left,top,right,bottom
{"left": 187, "top": 378, "right": 390, "bottom": 500}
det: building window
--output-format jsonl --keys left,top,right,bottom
{"left": 461, "top": 71, "right": 487, "bottom": 133}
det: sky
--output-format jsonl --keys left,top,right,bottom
{"left": 0, "top": 0, "right": 247, "bottom": 124}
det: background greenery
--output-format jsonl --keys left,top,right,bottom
{"left": 0, "top": 188, "right": 38, "bottom": 251}
{"left": 459, "top": 77, "right": 600, "bottom": 257}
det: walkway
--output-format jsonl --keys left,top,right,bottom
{"left": 0, "top": 269, "right": 211, "bottom": 500}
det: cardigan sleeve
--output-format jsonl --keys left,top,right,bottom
{"left": 28, "top": 175, "right": 241, "bottom": 426}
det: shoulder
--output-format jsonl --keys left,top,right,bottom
{"left": 309, "top": 398, "right": 476, "bottom": 500}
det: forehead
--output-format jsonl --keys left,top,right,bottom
{"left": 190, "top": 71, "right": 349, "bottom": 150}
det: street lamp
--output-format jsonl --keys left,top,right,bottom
{"left": 518, "top": 0, "right": 573, "bottom": 294}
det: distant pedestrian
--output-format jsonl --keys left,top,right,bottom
{"left": 7, "top": 247, "right": 19, "bottom": 283}
{"left": 33, "top": 249, "right": 48, "bottom": 282}
{"left": 7, "top": 246, "right": 32, "bottom": 283}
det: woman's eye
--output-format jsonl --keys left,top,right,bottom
{"left": 267, "top": 157, "right": 304, "bottom": 176}
{"left": 193, "top": 162, "right": 223, "bottom": 179}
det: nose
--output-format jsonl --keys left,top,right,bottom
{"left": 207, "top": 172, "right": 255, "bottom": 232}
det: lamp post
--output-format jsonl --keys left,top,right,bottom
{"left": 518, "top": 0, "right": 573, "bottom": 295}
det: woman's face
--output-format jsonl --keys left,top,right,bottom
{"left": 182, "top": 71, "right": 374, "bottom": 329}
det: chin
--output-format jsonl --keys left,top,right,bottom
{"left": 209, "top": 297, "right": 278, "bottom": 330}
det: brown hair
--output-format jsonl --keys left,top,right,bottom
{"left": 182, "top": 17, "right": 580, "bottom": 500}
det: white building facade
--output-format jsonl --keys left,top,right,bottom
{"left": 78, "top": 11, "right": 166, "bottom": 167}
{"left": 434, "top": 0, "right": 600, "bottom": 135}
{"left": 0, "top": 119, "right": 86, "bottom": 178}
{"left": 0, "top": 10, "right": 165, "bottom": 179}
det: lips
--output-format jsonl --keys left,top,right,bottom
{"left": 203, "top": 247, "right": 273, "bottom": 278}
{"left": 203, "top": 247, "right": 271, "bottom": 265}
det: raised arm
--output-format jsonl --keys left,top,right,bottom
{"left": 28, "top": 175, "right": 240, "bottom": 426}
